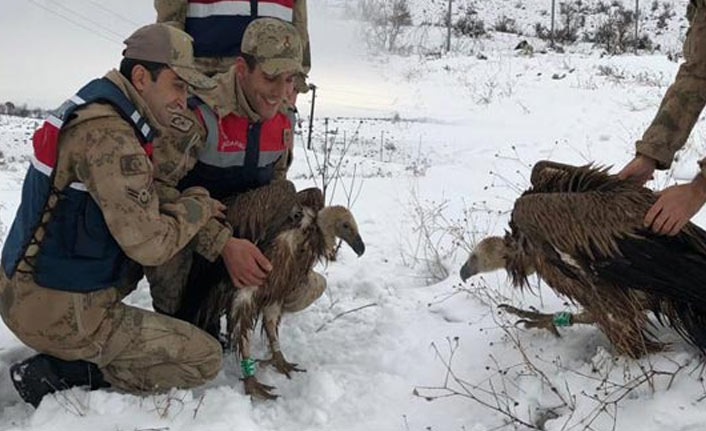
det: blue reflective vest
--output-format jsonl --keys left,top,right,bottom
{"left": 1, "top": 78, "right": 156, "bottom": 292}
{"left": 185, "top": 0, "right": 295, "bottom": 58}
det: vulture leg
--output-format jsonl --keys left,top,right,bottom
{"left": 229, "top": 287, "right": 279, "bottom": 400}
{"left": 498, "top": 304, "right": 595, "bottom": 337}
{"left": 239, "top": 327, "right": 279, "bottom": 400}
{"left": 259, "top": 303, "right": 306, "bottom": 378}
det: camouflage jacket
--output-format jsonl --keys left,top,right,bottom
{"left": 154, "top": 0, "right": 310, "bottom": 92}
{"left": 636, "top": 0, "right": 706, "bottom": 174}
{"left": 153, "top": 66, "right": 292, "bottom": 261}
{"left": 23, "top": 70, "right": 219, "bottom": 270}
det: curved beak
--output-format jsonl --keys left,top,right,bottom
{"left": 460, "top": 255, "right": 478, "bottom": 282}
{"left": 347, "top": 234, "right": 366, "bottom": 257}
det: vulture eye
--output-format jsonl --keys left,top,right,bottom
{"left": 342, "top": 222, "right": 351, "bottom": 229}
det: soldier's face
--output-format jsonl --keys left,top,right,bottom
{"left": 236, "top": 58, "right": 295, "bottom": 120}
{"left": 135, "top": 67, "right": 188, "bottom": 127}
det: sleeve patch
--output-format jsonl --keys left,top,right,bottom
{"left": 120, "top": 154, "right": 150, "bottom": 176}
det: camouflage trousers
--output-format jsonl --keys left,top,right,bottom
{"left": 146, "top": 243, "right": 327, "bottom": 316}
{"left": 0, "top": 270, "right": 222, "bottom": 394}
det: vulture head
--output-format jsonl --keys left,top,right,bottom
{"left": 460, "top": 236, "right": 507, "bottom": 282}
{"left": 317, "top": 206, "right": 366, "bottom": 257}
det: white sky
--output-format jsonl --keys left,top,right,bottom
{"left": 0, "top": 0, "right": 379, "bottom": 114}
{"left": 0, "top": 0, "right": 156, "bottom": 108}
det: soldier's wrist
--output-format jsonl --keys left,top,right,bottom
{"left": 691, "top": 173, "right": 706, "bottom": 200}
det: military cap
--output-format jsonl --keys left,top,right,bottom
{"left": 123, "top": 23, "right": 215, "bottom": 89}
{"left": 241, "top": 18, "right": 304, "bottom": 76}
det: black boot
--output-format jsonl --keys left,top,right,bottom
{"left": 9, "top": 354, "right": 109, "bottom": 408}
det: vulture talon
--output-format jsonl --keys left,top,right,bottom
{"left": 259, "top": 351, "right": 306, "bottom": 379}
{"left": 242, "top": 376, "right": 279, "bottom": 400}
{"left": 499, "top": 304, "right": 564, "bottom": 337}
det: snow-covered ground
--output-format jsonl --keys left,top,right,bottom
{"left": 3, "top": 1, "right": 706, "bottom": 430}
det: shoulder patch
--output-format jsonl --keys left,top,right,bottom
{"left": 126, "top": 181, "right": 154, "bottom": 208}
{"left": 170, "top": 113, "right": 194, "bottom": 133}
{"left": 283, "top": 128, "right": 293, "bottom": 149}
{"left": 120, "top": 154, "right": 150, "bottom": 176}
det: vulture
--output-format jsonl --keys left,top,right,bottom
{"left": 177, "top": 180, "right": 365, "bottom": 399}
{"left": 460, "top": 160, "right": 706, "bottom": 358}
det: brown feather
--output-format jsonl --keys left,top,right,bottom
{"left": 472, "top": 160, "right": 706, "bottom": 357}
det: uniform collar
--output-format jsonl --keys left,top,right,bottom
{"left": 104, "top": 69, "right": 162, "bottom": 133}
{"left": 195, "top": 65, "right": 260, "bottom": 123}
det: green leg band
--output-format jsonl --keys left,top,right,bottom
{"left": 241, "top": 357, "right": 257, "bottom": 377}
{"left": 553, "top": 311, "right": 572, "bottom": 327}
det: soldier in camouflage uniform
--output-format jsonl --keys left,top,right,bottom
{"left": 147, "top": 18, "right": 326, "bottom": 347}
{"left": 154, "top": 0, "right": 310, "bottom": 90}
{"left": 154, "top": 0, "right": 311, "bottom": 127}
{"left": 0, "top": 24, "right": 227, "bottom": 407}
{"left": 619, "top": 0, "right": 706, "bottom": 236}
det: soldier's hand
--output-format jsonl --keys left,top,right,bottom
{"left": 221, "top": 238, "right": 272, "bottom": 288}
{"left": 618, "top": 155, "right": 656, "bottom": 185}
{"left": 210, "top": 198, "right": 226, "bottom": 220}
{"left": 644, "top": 174, "right": 706, "bottom": 236}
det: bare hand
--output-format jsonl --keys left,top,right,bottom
{"left": 644, "top": 175, "right": 706, "bottom": 236}
{"left": 221, "top": 238, "right": 272, "bottom": 288}
{"left": 209, "top": 198, "right": 226, "bottom": 220}
{"left": 618, "top": 155, "right": 657, "bottom": 185}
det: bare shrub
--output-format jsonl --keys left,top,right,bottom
{"left": 300, "top": 119, "right": 364, "bottom": 209}
{"left": 415, "top": 298, "right": 696, "bottom": 430}
{"left": 587, "top": 5, "right": 653, "bottom": 54}
{"left": 534, "top": 1, "right": 588, "bottom": 44}
{"left": 454, "top": 6, "right": 487, "bottom": 38}
{"left": 402, "top": 190, "right": 496, "bottom": 285}
{"left": 357, "top": 0, "right": 413, "bottom": 53}
{"left": 494, "top": 15, "right": 519, "bottom": 34}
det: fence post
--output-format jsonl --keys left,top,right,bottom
{"left": 307, "top": 84, "right": 317, "bottom": 150}
{"left": 446, "top": 0, "right": 452, "bottom": 52}
{"left": 550, "top": 0, "right": 556, "bottom": 47}
{"left": 634, "top": 0, "right": 639, "bottom": 53}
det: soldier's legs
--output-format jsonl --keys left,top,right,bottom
{"left": 0, "top": 273, "right": 221, "bottom": 401}
{"left": 100, "top": 304, "right": 222, "bottom": 393}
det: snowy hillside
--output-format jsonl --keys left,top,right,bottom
{"left": 3, "top": 1, "right": 706, "bottom": 430}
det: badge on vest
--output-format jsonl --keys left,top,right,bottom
{"left": 170, "top": 113, "right": 194, "bottom": 133}
{"left": 283, "top": 128, "right": 293, "bottom": 149}
{"left": 120, "top": 154, "right": 150, "bottom": 176}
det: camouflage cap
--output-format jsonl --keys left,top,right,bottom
{"left": 123, "top": 23, "right": 215, "bottom": 89}
{"left": 241, "top": 18, "right": 304, "bottom": 76}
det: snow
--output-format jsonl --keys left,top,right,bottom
{"left": 3, "top": 0, "right": 706, "bottom": 430}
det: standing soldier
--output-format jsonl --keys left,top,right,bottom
{"left": 154, "top": 0, "right": 310, "bottom": 87}
{"left": 0, "top": 24, "right": 227, "bottom": 407}
{"left": 146, "top": 18, "right": 325, "bottom": 399}
{"left": 154, "top": 0, "right": 311, "bottom": 125}
{"left": 619, "top": 1, "right": 706, "bottom": 235}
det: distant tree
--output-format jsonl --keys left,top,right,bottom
{"left": 14, "top": 104, "right": 30, "bottom": 118}
{"left": 358, "top": 0, "right": 413, "bottom": 52}
{"left": 4, "top": 101, "right": 15, "bottom": 115}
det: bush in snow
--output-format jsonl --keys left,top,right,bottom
{"left": 493, "top": 15, "right": 520, "bottom": 35}
{"left": 357, "top": 0, "right": 413, "bottom": 53}
{"left": 453, "top": 6, "right": 487, "bottom": 38}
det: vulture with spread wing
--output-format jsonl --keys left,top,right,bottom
{"left": 177, "top": 180, "right": 365, "bottom": 399}
{"left": 461, "top": 160, "right": 706, "bottom": 357}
